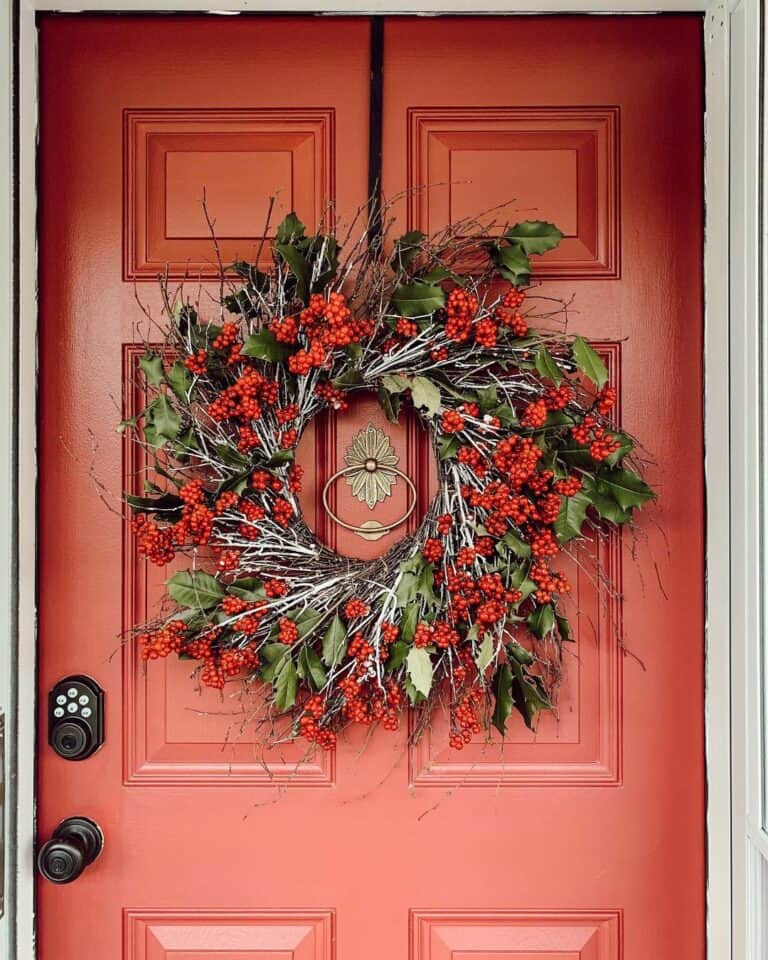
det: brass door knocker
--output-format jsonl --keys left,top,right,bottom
{"left": 321, "top": 424, "right": 417, "bottom": 541}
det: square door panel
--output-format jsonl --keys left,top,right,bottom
{"left": 125, "top": 109, "right": 335, "bottom": 280}
{"left": 407, "top": 107, "right": 619, "bottom": 279}
{"left": 409, "top": 345, "right": 622, "bottom": 787}
{"left": 410, "top": 910, "right": 621, "bottom": 960}
{"left": 121, "top": 346, "right": 333, "bottom": 785}
{"left": 126, "top": 911, "right": 334, "bottom": 960}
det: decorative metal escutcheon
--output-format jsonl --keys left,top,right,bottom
{"left": 322, "top": 424, "right": 417, "bottom": 541}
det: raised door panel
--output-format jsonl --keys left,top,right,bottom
{"left": 410, "top": 911, "right": 621, "bottom": 960}
{"left": 406, "top": 107, "right": 619, "bottom": 279}
{"left": 125, "top": 109, "right": 336, "bottom": 280}
{"left": 409, "top": 345, "right": 622, "bottom": 786}
{"left": 122, "top": 345, "right": 334, "bottom": 785}
{"left": 126, "top": 911, "right": 334, "bottom": 960}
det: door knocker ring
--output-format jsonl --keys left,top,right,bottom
{"left": 321, "top": 464, "right": 418, "bottom": 535}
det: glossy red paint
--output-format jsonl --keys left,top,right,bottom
{"left": 38, "top": 15, "right": 704, "bottom": 959}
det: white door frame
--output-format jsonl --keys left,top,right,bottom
{"left": 0, "top": 1, "right": 762, "bottom": 957}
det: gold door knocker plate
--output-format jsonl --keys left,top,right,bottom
{"left": 322, "top": 424, "right": 417, "bottom": 541}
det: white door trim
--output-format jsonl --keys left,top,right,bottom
{"left": 1, "top": 2, "right": 760, "bottom": 957}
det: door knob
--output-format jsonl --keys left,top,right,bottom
{"left": 37, "top": 816, "right": 104, "bottom": 884}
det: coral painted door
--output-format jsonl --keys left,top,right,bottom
{"left": 37, "top": 14, "right": 704, "bottom": 960}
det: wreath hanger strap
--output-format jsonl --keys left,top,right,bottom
{"left": 321, "top": 465, "right": 418, "bottom": 534}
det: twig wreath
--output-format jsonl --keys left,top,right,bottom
{"left": 124, "top": 203, "right": 654, "bottom": 751}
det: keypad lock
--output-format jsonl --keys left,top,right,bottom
{"left": 48, "top": 675, "right": 104, "bottom": 760}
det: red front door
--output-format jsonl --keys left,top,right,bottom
{"left": 38, "top": 14, "right": 704, "bottom": 959}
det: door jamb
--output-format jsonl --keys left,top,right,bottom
{"left": 1, "top": 2, "right": 761, "bottom": 958}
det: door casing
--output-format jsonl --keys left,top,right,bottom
{"left": 1, "top": 1, "right": 762, "bottom": 958}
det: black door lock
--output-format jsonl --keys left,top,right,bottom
{"left": 38, "top": 816, "right": 104, "bottom": 884}
{"left": 48, "top": 675, "right": 104, "bottom": 760}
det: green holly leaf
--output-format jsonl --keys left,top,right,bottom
{"left": 527, "top": 603, "right": 556, "bottom": 638}
{"left": 605, "top": 432, "right": 633, "bottom": 466}
{"left": 509, "top": 658, "right": 551, "bottom": 729}
{"left": 167, "top": 360, "right": 193, "bottom": 400}
{"left": 400, "top": 602, "right": 420, "bottom": 644}
{"left": 406, "top": 646, "right": 433, "bottom": 698}
{"left": 492, "top": 404, "right": 517, "bottom": 428}
{"left": 391, "top": 280, "right": 446, "bottom": 318}
{"left": 139, "top": 351, "right": 165, "bottom": 386}
{"left": 504, "top": 220, "right": 564, "bottom": 255}
{"left": 492, "top": 663, "right": 514, "bottom": 736}
{"left": 276, "top": 243, "right": 311, "bottom": 303}
{"left": 500, "top": 530, "right": 532, "bottom": 559}
{"left": 411, "top": 376, "right": 441, "bottom": 418}
{"left": 259, "top": 643, "right": 291, "bottom": 682}
{"left": 476, "top": 384, "right": 499, "bottom": 413}
{"left": 242, "top": 329, "right": 290, "bottom": 363}
{"left": 216, "top": 444, "right": 250, "bottom": 470}
{"left": 581, "top": 475, "right": 632, "bottom": 524}
{"left": 395, "top": 568, "right": 420, "bottom": 608}
{"left": 273, "top": 657, "right": 298, "bottom": 711}
{"left": 488, "top": 242, "right": 532, "bottom": 285}
{"left": 310, "top": 236, "right": 341, "bottom": 293}
{"left": 438, "top": 434, "right": 460, "bottom": 460}
{"left": 266, "top": 449, "right": 294, "bottom": 467}
{"left": 125, "top": 492, "right": 183, "bottom": 518}
{"left": 275, "top": 212, "right": 306, "bottom": 244}
{"left": 597, "top": 467, "right": 655, "bottom": 511}
{"left": 571, "top": 336, "right": 609, "bottom": 388}
{"left": 381, "top": 374, "right": 412, "bottom": 394}
{"left": 322, "top": 614, "right": 347, "bottom": 667}
{"left": 117, "top": 415, "right": 139, "bottom": 434}
{"left": 167, "top": 570, "right": 224, "bottom": 610}
{"left": 227, "top": 578, "right": 266, "bottom": 602}
{"left": 558, "top": 444, "right": 596, "bottom": 470}
{"left": 534, "top": 345, "right": 563, "bottom": 385}
{"left": 377, "top": 386, "right": 402, "bottom": 424}
{"left": 145, "top": 394, "right": 181, "bottom": 446}
{"left": 475, "top": 633, "right": 496, "bottom": 673}
{"left": 553, "top": 490, "right": 591, "bottom": 542}
{"left": 293, "top": 608, "right": 326, "bottom": 639}
{"left": 386, "top": 641, "right": 410, "bottom": 672}
{"left": 556, "top": 616, "right": 573, "bottom": 642}
{"left": 509, "top": 563, "right": 538, "bottom": 601}
{"left": 297, "top": 646, "right": 328, "bottom": 691}
{"left": 506, "top": 640, "right": 535, "bottom": 665}
{"left": 332, "top": 369, "right": 364, "bottom": 388}
{"left": 420, "top": 265, "right": 458, "bottom": 284}
{"left": 391, "top": 230, "right": 425, "bottom": 272}
{"left": 174, "top": 427, "right": 200, "bottom": 457}
{"left": 405, "top": 679, "right": 427, "bottom": 705}
{"left": 417, "top": 563, "right": 438, "bottom": 605}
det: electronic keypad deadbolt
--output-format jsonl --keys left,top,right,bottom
{"left": 48, "top": 675, "right": 104, "bottom": 760}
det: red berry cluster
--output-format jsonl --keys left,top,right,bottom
{"left": 450, "top": 689, "right": 482, "bottom": 749}
{"left": 395, "top": 317, "right": 418, "bottom": 339}
{"left": 271, "top": 292, "right": 374, "bottom": 377}
{"left": 314, "top": 381, "right": 348, "bottom": 411}
{"left": 441, "top": 409, "right": 466, "bottom": 434}
{"left": 445, "top": 288, "right": 479, "bottom": 342}
{"left": 343, "top": 598, "right": 370, "bottom": 620}
{"left": 278, "top": 617, "right": 299, "bottom": 645}
{"left": 570, "top": 415, "right": 621, "bottom": 461}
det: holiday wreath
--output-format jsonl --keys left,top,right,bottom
{"left": 125, "top": 207, "right": 654, "bottom": 751}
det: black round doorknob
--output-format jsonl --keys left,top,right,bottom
{"left": 37, "top": 816, "right": 103, "bottom": 884}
